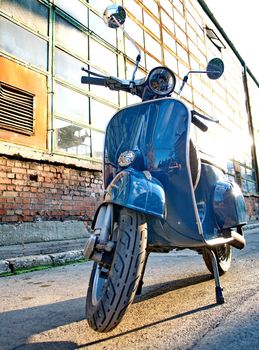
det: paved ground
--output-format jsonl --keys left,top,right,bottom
{"left": 0, "top": 228, "right": 258, "bottom": 350}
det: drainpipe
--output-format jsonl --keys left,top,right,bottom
{"left": 243, "top": 66, "right": 259, "bottom": 192}
{"left": 47, "top": 1, "right": 55, "bottom": 155}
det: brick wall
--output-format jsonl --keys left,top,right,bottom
{"left": 1, "top": 156, "right": 258, "bottom": 226}
{"left": 0, "top": 156, "right": 103, "bottom": 224}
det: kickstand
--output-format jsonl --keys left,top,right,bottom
{"left": 210, "top": 249, "right": 225, "bottom": 304}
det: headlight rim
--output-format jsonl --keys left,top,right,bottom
{"left": 147, "top": 66, "right": 176, "bottom": 96}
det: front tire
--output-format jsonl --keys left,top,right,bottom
{"left": 86, "top": 208, "right": 147, "bottom": 332}
{"left": 202, "top": 244, "right": 232, "bottom": 276}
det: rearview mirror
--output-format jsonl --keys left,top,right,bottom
{"left": 206, "top": 58, "right": 224, "bottom": 80}
{"left": 103, "top": 5, "right": 126, "bottom": 28}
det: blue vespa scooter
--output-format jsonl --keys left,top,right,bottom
{"left": 82, "top": 5, "right": 247, "bottom": 333}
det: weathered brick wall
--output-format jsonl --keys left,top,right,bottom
{"left": 1, "top": 156, "right": 258, "bottom": 226}
{"left": 0, "top": 156, "right": 103, "bottom": 224}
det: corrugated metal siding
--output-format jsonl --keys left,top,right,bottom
{"left": 0, "top": 82, "right": 34, "bottom": 135}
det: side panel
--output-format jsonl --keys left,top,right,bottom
{"left": 213, "top": 181, "right": 247, "bottom": 229}
{"left": 195, "top": 163, "right": 247, "bottom": 240}
{"left": 104, "top": 169, "right": 165, "bottom": 218}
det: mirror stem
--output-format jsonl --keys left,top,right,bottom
{"left": 111, "top": 15, "right": 141, "bottom": 85}
{"left": 177, "top": 74, "right": 189, "bottom": 97}
{"left": 130, "top": 54, "right": 141, "bottom": 88}
{"left": 177, "top": 70, "right": 220, "bottom": 96}
{"left": 111, "top": 16, "right": 141, "bottom": 59}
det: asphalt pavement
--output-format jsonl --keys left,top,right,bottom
{"left": 0, "top": 227, "right": 258, "bottom": 350}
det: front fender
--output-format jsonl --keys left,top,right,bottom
{"left": 104, "top": 169, "right": 165, "bottom": 218}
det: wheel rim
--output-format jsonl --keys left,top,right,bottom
{"left": 216, "top": 244, "right": 230, "bottom": 263}
{"left": 92, "top": 265, "right": 109, "bottom": 306}
{"left": 215, "top": 244, "right": 232, "bottom": 273}
{"left": 91, "top": 224, "right": 118, "bottom": 306}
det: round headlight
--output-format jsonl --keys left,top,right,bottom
{"left": 118, "top": 150, "right": 136, "bottom": 167}
{"left": 148, "top": 67, "right": 176, "bottom": 96}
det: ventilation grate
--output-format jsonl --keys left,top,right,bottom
{"left": 0, "top": 82, "right": 34, "bottom": 135}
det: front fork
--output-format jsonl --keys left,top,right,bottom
{"left": 84, "top": 204, "right": 115, "bottom": 264}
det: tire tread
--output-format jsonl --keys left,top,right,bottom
{"left": 86, "top": 209, "right": 147, "bottom": 332}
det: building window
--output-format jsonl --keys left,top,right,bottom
{"left": 53, "top": 6, "right": 119, "bottom": 160}
{"left": 55, "top": 119, "right": 91, "bottom": 157}
{"left": 0, "top": 16, "right": 48, "bottom": 70}
{"left": 205, "top": 26, "right": 225, "bottom": 51}
{"left": 227, "top": 160, "right": 257, "bottom": 194}
{"left": 55, "top": 14, "right": 88, "bottom": 59}
{"left": 0, "top": 0, "right": 48, "bottom": 35}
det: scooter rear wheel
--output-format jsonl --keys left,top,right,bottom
{"left": 202, "top": 244, "right": 232, "bottom": 276}
{"left": 86, "top": 208, "right": 147, "bottom": 332}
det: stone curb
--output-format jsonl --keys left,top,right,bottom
{"left": 0, "top": 224, "right": 258, "bottom": 275}
{"left": 243, "top": 223, "right": 259, "bottom": 231}
{"left": 0, "top": 260, "right": 10, "bottom": 274}
{"left": 0, "top": 249, "right": 85, "bottom": 275}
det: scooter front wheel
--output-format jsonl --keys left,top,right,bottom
{"left": 86, "top": 208, "right": 147, "bottom": 332}
{"left": 202, "top": 244, "right": 232, "bottom": 276}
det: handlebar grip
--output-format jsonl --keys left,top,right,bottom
{"left": 191, "top": 115, "right": 208, "bottom": 132}
{"left": 81, "top": 76, "right": 106, "bottom": 86}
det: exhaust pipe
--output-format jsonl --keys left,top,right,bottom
{"left": 229, "top": 230, "right": 246, "bottom": 250}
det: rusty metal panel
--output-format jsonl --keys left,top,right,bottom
{"left": 0, "top": 56, "right": 47, "bottom": 150}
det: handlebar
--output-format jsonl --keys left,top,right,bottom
{"left": 81, "top": 74, "right": 133, "bottom": 94}
{"left": 191, "top": 110, "right": 219, "bottom": 132}
{"left": 191, "top": 110, "right": 208, "bottom": 132}
{"left": 81, "top": 76, "right": 106, "bottom": 86}
{"left": 191, "top": 115, "right": 208, "bottom": 132}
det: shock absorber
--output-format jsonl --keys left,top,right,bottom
{"left": 84, "top": 204, "right": 115, "bottom": 264}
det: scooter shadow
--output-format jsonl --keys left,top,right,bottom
{"left": 1, "top": 274, "right": 214, "bottom": 350}
{"left": 81, "top": 304, "right": 217, "bottom": 348}
{"left": 135, "top": 273, "right": 213, "bottom": 303}
{"left": 12, "top": 341, "right": 77, "bottom": 350}
{"left": 79, "top": 273, "right": 215, "bottom": 348}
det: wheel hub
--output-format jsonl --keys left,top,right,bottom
{"left": 84, "top": 234, "right": 115, "bottom": 266}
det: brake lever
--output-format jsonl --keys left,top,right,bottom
{"left": 81, "top": 67, "right": 121, "bottom": 90}
{"left": 81, "top": 67, "right": 107, "bottom": 78}
{"left": 192, "top": 110, "right": 219, "bottom": 123}
{"left": 81, "top": 67, "right": 141, "bottom": 94}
